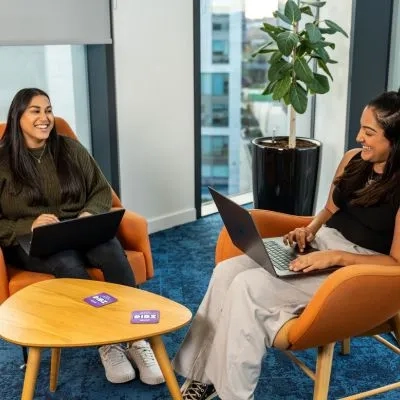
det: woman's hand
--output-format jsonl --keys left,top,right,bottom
{"left": 289, "top": 250, "right": 341, "bottom": 273}
{"left": 31, "top": 214, "right": 60, "bottom": 231}
{"left": 283, "top": 226, "right": 315, "bottom": 252}
{"left": 78, "top": 211, "right": 93, "bottom": 218}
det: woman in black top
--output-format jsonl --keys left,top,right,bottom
{"left": 286, "top": 88, "right": 400, "bottom": 271}
{"left": 174, "top": 89, "right": 400, "bottom": 400}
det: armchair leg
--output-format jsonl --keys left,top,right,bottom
{"left": 391, "top": 314, "right": 400, "bottom": 346}
{"left": 313, "top": 343, "right": 335, "bottom": 400}
{"left": 341, "top": 338, "right": 350, "bottom": 355}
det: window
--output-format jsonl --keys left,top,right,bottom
{"left": 199, "top": 0, "right": 312, "bottom": 213}
{"left": 211, "top": 103, "right": 229, "bottom": 127}
{"left": 201, "top": 135, "right": 229, "bottom": 201}
{"left": 212, "top": 39, "right": 229, "bottom": 63}
{"left": 212, "top": 14, "right": 229, "bottom": 32}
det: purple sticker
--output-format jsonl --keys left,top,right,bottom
{"left": 131, "top": 310, "right": 160, "bottom": 324}
{"left": 84, "top": 292, "right": 118, "bottom": 307}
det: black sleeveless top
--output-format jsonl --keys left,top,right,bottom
{"left": 326, "top": 152, "right": 399, "bottom": 254}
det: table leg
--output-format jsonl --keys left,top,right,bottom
{"left": 50, "top": 348, "right": 61, "bottom": 392}
{"left": 21, "top": 347, "right": 42, "bottom": 400}
{"left": 148, "top": 335, "right": 183, "bottom": 400}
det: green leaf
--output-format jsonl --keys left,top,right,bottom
{"left": 290, "top": 83, "right": 308, "bottom": 114}
{"left": 261, "top": 22, "right": 284, "bottom": 34}
{"left": 305, "top": 23, "right": 322, "bottom": 43}
{"left": 284, "top": 0, "right": 301, "bottom": 23}
{"left": 273, "top": 10, "right": 291, "bottom": 25}
{"left": 268, "top": 60, "right": 292, "bottom": 81}
{"left": 300, "top": 1, "right": 326, "bottom": 7}
{"left": 300, "top": 5, "right": 313, "bottom": 16}
{"left": 283, "top": 92, "right": 291, "bottom": 105}
{"left": 307, "top": 73, "right": 329, "bottom": 94}
{"left": 294, "top": 58, "right": 314, "bottom": 83}
{"left": 269, "top": 51, "right": 283, "bottom": 64}
{"left": 251, "top": 41, "right": 273, "bottom": 57}
{"left": 272, "top": 75, "right": 292, "bottom": 100}
{"left": 325, "top": 20, "right": 349, "bottom": 37}
{"left": 262, "top": 81, "right": 276, "bottom": 95}
{"left": 317, "top": 59, "right": 333, "bottom": 80}
{"left": 326, "top": 59, "right": 338, "bottom": 64}
{"left": 314, "top": 46, "right": 329, "bottom": 62}
{"left": 320, "top": 41, "right": 335, "bottom": 49}
{"left": 319, "top": 27, "right": 337, "bottom": 34}
{"left": 276, "top": 31, "right": 299, "bottom": 56}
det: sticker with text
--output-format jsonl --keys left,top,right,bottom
{"left": 84, "top": 292, "right": 118, "bottom": 307}
{"left": 131, "top": 310, "right": 160, "bottom": 324}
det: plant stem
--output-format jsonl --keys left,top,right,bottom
{"left": 289, "top": 104, "right": 296, "bottom": 148}
{"left": 289, "top": 16, "right": 299, "bottom": 149}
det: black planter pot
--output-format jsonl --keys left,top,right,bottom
{"left": 252, "top": 137, "right": 321, "bottom": 216}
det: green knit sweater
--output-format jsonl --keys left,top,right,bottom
{"left": 0, "top": 136, "right": 112, "bottom": 247}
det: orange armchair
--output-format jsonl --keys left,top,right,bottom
{"left": 0, "top": 117, "right": 154, "bottom": 305}
{"left": 215, "top": 209, "right": 400, "bottom": 399}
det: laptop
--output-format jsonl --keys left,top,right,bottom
{"left": 17, "top": 209, "right": 125, "bottom": 258}
{"left": 209, "top": 187, "right": 339, "bottom": 278}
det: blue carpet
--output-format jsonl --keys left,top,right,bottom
{"left": 0, "top": 211, "right": 399, "bottom": 399}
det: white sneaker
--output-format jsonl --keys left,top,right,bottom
{"left": 126, "top": 340, "right": 165, "bottom": 385}
{"left": 99, "top": 344, "right": 136, "bottom": 383}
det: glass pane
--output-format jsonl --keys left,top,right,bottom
{"left": 0, "top": 45, "right": 91, "bottom": 151}
{"left": 200, "top": 0, "right": 308, "bottom": 205}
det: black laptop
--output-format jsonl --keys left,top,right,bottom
{"left": 209, "top": 187, "right": 339, "bottom": 278}
{"left": 17, "top": 209, "right": 125, "bottom": 257}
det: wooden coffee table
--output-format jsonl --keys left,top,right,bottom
{"left": 0, "top": 278, "right": 192, "bottom": 400}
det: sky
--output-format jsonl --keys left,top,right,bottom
{"left": 211, "top": 0, "right": 278, "bottom": 18}
{"left": 245, "top": 0, "right": 278, "bottom": 19}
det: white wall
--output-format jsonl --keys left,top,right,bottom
{"left": 112, "top": 0, "right": 195, "bottom": 233}
{"left": 313, "top": 0, "right": 353, "bottom": 212}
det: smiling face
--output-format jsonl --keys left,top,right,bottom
{"left": 19, "top": 95, "right": 54, "bottom": 148}
{"left": 356, "top": 106, "right": 392, "bottom": 173}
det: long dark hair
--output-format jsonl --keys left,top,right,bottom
{"left": 0, "top": 88, "right": 84, "bottom": 205}
{"left": 335, "top": 88, "right": 400, "bottom": 206}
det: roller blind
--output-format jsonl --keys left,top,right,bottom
{"left": 0, "top": 0, "right": 112, "bottom": 45}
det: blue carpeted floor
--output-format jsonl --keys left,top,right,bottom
{"left": 0, "top": 211, "right": 399, "bottom": 399}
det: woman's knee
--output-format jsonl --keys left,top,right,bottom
{"left": 213, "top": 255, "right": 258, "bottom": 282}
{"left": 86, "top": 237, "right": 126, "bottom": 263}
{"left": 230, "top": 267, "right": 271, "bottom": 294}
{"left": 45, "top": 250, "right": 89, "bottom": 279}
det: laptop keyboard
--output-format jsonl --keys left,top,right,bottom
{"left": 263, "top": 240, "right": 296, "bottom": 271}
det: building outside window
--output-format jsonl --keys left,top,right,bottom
{"left": 212, "top": 39, "right": 229, "bottom": 63}
{"left": 200, "top": 0, "right": 288, "bottom": 206}
{"left": 201, "top": 135, "right": 229, "bottom": 200}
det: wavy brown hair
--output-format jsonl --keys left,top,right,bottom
{"left": 0, "top": 88, "right": 85, "bottom": 205}
{"left": 334, "top": 88, "right": 400, "bottom": 207}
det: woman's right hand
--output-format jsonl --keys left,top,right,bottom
{"left": 283, "top": 226, "right": 315, "bottom": 253}
{"left": 31, "top": 214, "right": 60, "bottom": 231}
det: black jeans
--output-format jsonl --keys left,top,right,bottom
{"left": 3, "top": 237, "right": 136, "bottom": 287}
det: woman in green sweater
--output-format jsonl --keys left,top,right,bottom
{"left": 0, "top": 88, "right": 164, "bottom": 387}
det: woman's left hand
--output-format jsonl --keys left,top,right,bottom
{"left": 78, "top": 211, "right": 93, "bottom": 218}
{"left": 289, "top": 250, "right": 342, "bottom": 273}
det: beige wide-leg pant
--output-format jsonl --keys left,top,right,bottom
{"left": 172, "top": 226, "right": 379, "bottom": 400}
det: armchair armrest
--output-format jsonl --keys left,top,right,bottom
{"left": 116, "top": 209, "right": 154, "bottom": 279}
{"left": 288, "top": 264, "right": 400, "bottom": 350}
{"left": 215, "top": 209, "right": 313, "bottom": 264}
{"left": 0, "top": 248, "right": 10, "bottom": 304}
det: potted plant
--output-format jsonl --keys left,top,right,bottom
{"left": 251, "top": 0, "right": 348, "bottom": 215}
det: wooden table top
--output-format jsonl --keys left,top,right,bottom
{"left": 0, "top": 279, "right": 192, "bottom": 348}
